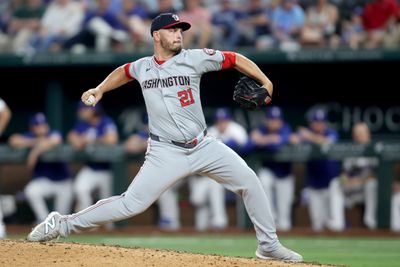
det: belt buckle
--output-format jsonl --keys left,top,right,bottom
{"left": 188, "top": 138, "right": 198, "bottom": 147}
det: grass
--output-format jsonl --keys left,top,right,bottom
{"left": 9, "top": 234, "right": 400, "bottom": 267}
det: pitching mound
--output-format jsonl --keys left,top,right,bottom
{"left": 1, "top": 240, "right": 331, "bottom": 267}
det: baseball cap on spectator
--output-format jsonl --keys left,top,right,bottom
{"left": 310, "top": 109, "right": 327, "bottom": 122}
{"left": 265, "top": 106, "right": 283, "bottom": 120}
{"left": 150, "top": 13, "right": 191, "bottom": 36}
{"left": 214, "top": 108, "right": 232, "bottom": 121}
{"left": 78, "top": 101, "right": 103, "bottom": 112}
{"left": 29, "top": 112, "right": 47, "bottom": 126}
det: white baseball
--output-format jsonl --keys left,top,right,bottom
{"left": 84, "top": 95, "right": 96, "bottom": 106}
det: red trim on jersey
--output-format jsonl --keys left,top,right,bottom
{"left": 124, "top": 63, "right": 135, "bottom": 80}
{"left": 221, "top": 51, "right": 236, "bottom": 70}
{"left": 154, "top": 57, "right": 166, "bottom": 65}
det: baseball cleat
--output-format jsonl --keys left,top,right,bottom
{"left": 27, "top": 211, "right": 62, "bottom": 242}
{"left": 255, "top": 244, "right": 303, "bottom": 262}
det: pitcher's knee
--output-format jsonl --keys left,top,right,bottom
{"left": 121, "top": 192, "right": 153, "bottom": 216}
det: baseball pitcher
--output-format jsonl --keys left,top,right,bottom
{"left": 27, "top": 13, "right": 302, "bottom": 262}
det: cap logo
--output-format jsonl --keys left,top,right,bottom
{"left": 172, "top": 14, "right": 179, "bottom": 21}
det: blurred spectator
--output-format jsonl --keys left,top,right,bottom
{"left": 392, "top": 178, "right": 400, "bottom": 232}
{"left": 0, "top": 97, "right": 11, "bottom": 138}
{"left": 240, "top": 0, "right": 278, "bottom": 50}
{"left": 8, "top": 0, "right": 45, "bottom": 54}
{"left": 124, "top": 115, "right": 148, "bottom": 154}
{"left": 292, "top": 108, "right": 341, "bottom": 231}
{"left": 300, "top": 0, "right": 338, "bottom": 47}
{"left": 189, "top": 108, "right": 246, "bottom": 231}
{"left": 329, "top": 122, "right": 377, "bottom": 230}
{"left": 68, "top": 102, "right": 118, "bottom": 212}
{"left": 64, "top": 0, "right": 127, "bottom": 52}
{"left": 8, "top": 113, "right": 73, "bottom": 223}
{"left": 115, "top": 0, "right": 149, "bottom": 51}
{"left": 178, "top": 0, "right": 212, "bottom": 48}
{"left": 148, "top": 0, "right": 177, "bottom": 19}
{"left": 211, "top": 0, "right": 244, "bottom": 49}
{"left": 0, "top": 97, "right": 11, "bottom": 239}
{"left": 271, "top": 0, "right": 305, "bottom": 51}
{"left": 250, "top": 106, "right": 294, "bottom": 231}
{"left": 339, "top": 6, "right": 364, "bottom": 49}
{"left": 0, "top": 0, "right": 15, "bottom": 49}
{"left": 31, "top": 0, "right": 84, "bottom": 52}
{"left": 362, "top": 0, "right": 399, "bottom": 49}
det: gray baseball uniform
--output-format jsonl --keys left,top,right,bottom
{"left": 59, "top": 49, "right": 279, "bottom": 251}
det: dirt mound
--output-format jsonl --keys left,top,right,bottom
{"left": 1, "top": 240, "right": 332, "bottom": 267}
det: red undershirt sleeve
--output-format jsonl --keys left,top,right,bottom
{"left": 123, "top": 63, "right": 135, "bottom": 80}
{"left": 221, "top": 51, "right": 236, "bottom": 70}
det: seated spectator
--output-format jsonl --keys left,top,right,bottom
{"left": 240, "top": 0, "right": 278, "bottom": 50}
{"left": 291, "top": 108, "right": 341, "bottom": 231}
{"left": 178, "top": 0, "right": 212, "bottom": 48}
{"left": 32, "top": 0, "right": 84, "bottom": 52}
{"left": 300, "top": 0, "right": 338, "bottom": 47}
{"left": 271, "top": 0, "right": 305, "bottom": 51}
{"left": 68, "top": 102, "right": 118, "bottom": 212}
{"left": 148, "top": 0, "right": 178, "bottom": 19}
{"left": 115, "top": 0, "right": 149, "bottom": 51}
{"left": 329, "top": 122, "right": 377, "bottom": 230}
{"left": 362, "top": 0, "right": 398, "bottom": 49}
{"left": 8, "top": 113, "right": 73, "bottom": 224}
{"left": 250, "top": 106, "right": 294, "bottom": 231}
{"left": 8, "top": 0, "right": 45, "bottom": 54}
{"left": 64, "top": 0, "right": 128, "bottom": 52}
{"left": 211, "top": 0, "right": 244, "bottom": 50}
{"left": 339, "top": 7, "right": 365, "bottom": 49}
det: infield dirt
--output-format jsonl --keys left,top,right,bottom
{"left": 0, "top": 240, "right": 339, "bottom": 267}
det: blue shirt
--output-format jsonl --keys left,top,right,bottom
{"left": 73, "top": 116, "right": 117, "bottom": 170}
{"left": 84, "top": 10, "right": 124, "bottom": 30}
{"left": 255, "top": 123, "right": 292, "bottom": 178}
{"left": 272, "top": 5, "right": 305, "bottom": 34}
{"left": 23, "top": 131, "right": 70, "bottom": 181}
{"left": 306, "top": 128, "right": 341, "bottom": 189}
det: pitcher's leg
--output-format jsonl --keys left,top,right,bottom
{"left": 61, "top": 142, "right": 190, "bottom": 236}
{"left": 191, "top": 138, "right": 278, "bottom": 250}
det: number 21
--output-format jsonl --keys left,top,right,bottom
{"left": 178, "top": 88, "right": 195, "bottom": 107}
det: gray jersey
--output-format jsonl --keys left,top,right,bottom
{"left": 125, "top": 49, "right": 227, "bottom": 143}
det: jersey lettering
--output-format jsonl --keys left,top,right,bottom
{"left": 178, "top": 88, "right": 195, "bottom": 107}
{"left": 142, "top": 76, "right": 190, "bottom": 89}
